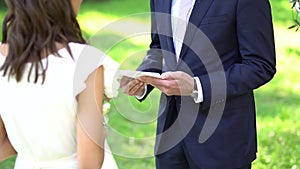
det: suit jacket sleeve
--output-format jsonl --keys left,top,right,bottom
{"left": 136, "top": 0, "right": 163, "bottom": 101}
{"left": 199, "top": 0, "right": 276, "bottom": 110}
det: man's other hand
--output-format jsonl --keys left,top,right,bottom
{"left": 120, "top": 76, "right": 146, "bottom": 96}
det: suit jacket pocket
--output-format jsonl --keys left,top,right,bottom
{"left": 200, "top": 14, "right": 228, "bottom": 25}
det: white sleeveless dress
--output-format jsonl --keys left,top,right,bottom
{"left": 0, "top": 43, "right": 119, "bottom": 169}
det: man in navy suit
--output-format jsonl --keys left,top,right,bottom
{"left": 121, "top": 0, "right": 276, "bottom": 168}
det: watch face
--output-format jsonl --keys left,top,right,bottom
{"left": 191, "top": 90, "right": 198, "bottom": 98}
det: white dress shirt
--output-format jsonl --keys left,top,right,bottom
{"left": 171, "top": 0, "right": 203, "bottom": 103}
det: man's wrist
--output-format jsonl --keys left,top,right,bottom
{"left": 191, "top": 77, "right": 203, "bottom": 103}
{"left": 190, "top": 78, "right": 198, "bottom": 99}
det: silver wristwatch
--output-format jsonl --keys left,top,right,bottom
{"left": 190, "top": 78, "right": 198, "bottom": 99}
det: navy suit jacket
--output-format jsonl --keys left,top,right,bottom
{"left": 137, "top": 0, "right": 276, "bottom": 168}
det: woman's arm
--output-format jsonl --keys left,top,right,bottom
{"left": 0, "top": 115, "right": 17, "bottom": 162}
{"left": 76, "top": 66, "right": 105, "bottom": 169}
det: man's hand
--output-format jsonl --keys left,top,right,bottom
{"left": 120, "top": 76, "right": 146, "bottom": 96}
{"left": 138, "top": 71, "right": 194, "bottom": 96}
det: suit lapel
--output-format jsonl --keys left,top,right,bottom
{"left": 159, "top": 0, "right": 177, "bottom": 69}
{"left": 177, "top": 0, "right": 215, "bottom": 68}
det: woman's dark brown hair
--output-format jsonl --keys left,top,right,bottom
{"left": 1, "top": 0, "right": 86, "bottom": 83}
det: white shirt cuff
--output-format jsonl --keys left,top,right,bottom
{"left": 193, "top": 77, "right": 204, "bottom": 103}
{"left": 135, "top": 85, "right": 147, "bottom": 100}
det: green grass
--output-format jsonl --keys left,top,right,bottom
{"left": 1, "top": 0, "right": 300, "bottom": 169}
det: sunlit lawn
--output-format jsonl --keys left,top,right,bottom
{"left": 0, "top": 0, "right": 300, "bottom": 168}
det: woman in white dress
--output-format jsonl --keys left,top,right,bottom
{"left": 0, "top": 0, "right": 111, "bottom": 168}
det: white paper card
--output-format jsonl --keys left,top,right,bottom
{"left": 119, "top": 70, "right": 162, "bottom": 79}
